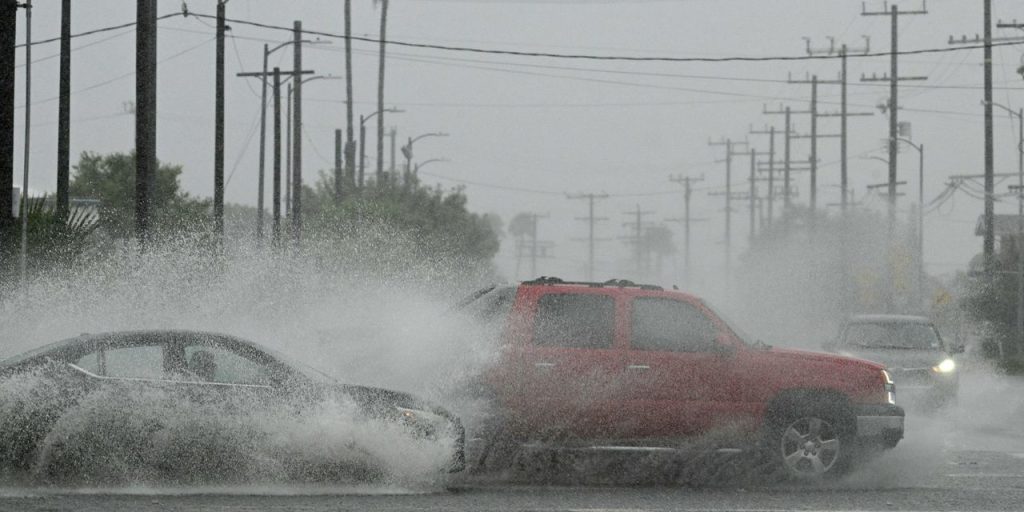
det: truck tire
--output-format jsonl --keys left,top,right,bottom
{"left": 766, "top": 403, "right": 854, "bottom": 481}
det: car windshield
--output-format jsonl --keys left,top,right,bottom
{"left": 845, "top": 322, "right": 942, "bottom": 350}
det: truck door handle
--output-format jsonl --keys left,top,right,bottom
{"left": 534, "top": 362, "right": 556, "bottom": 369}
{"left": 626, "top": 364, "right": 650, "bottom": 371}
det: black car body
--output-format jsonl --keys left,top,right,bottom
{"left": 0, "top": 330, "right": 464, "bottom": 482}
{"left": 825, "top": 315, "right": 961, "bottom": 410}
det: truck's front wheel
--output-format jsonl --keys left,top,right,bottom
{"left": 768, "top": 408, "right": 854, "bottom": 480}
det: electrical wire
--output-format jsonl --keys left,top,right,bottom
{"left": 178, "top": 11, "right": 1024, "bottom": 64}
{"left": 225, "top": 106, "right": 263, "bottom": 188}
{"left": 14, "top": 12, "right": 182, "bottom": 48}
{"left": 14, "top": 37, "right": 216, "bottom": 110}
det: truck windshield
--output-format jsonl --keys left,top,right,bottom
{"left": 699, "top": 300, "right": 754, "bottom": 346}
{"left": 456, "top": 285, "right": 517, "bottom": 328}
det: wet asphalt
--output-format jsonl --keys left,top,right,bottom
{"left": 2, "top": 374, "right": 1022, "bottom": 512}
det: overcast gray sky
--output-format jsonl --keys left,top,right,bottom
{"left": 9, "top": 0, "right": 1024, "bottom": 290}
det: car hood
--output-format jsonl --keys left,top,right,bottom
{"left": 834, "top": 347, "right": 948, "bottom": 370}
{"left": 334, "top": 383, "right": 455, "bottom": 420}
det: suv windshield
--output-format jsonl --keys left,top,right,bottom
{"left": 844, "top": 322, "right": 942, "bottom": 350}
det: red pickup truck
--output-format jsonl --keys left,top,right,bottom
{"left": 461, "top": 278, "right": 904, "bottom": 480}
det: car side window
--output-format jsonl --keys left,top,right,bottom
{"left": 533, "top": 293, "right": 615, "bottom": 349}
{"left": 183, "top": 345, "right": 272, "bottom": 385}
{"left": 103, "top": 345, "right": 165, "bottom": 380}
{"left": 631, "top": 298, "right": 718, "bottom": 352}
{"left": 75, "top": 352, "right": 101, "bottom": 374}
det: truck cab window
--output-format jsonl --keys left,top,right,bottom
{"left": 631, "top": 298, "right": 718, "bottom": 352}
{"left": 534, "top": 293, "right": 615, "bottom": 349}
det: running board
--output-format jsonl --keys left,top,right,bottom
{"left": 519, "top": 443, "right": 745, "bottom": 455}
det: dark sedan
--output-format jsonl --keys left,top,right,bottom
{"left": 0, "top": 330, "right": 464, "bottom": 484}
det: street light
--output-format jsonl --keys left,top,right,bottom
{"left": 359, "top": 108, "right": 404, "bottom": 188}
{"left": 895, "top": 136, "right": 924, "bottom": 310}
{"left": 988, "top": 100, "right": 1024, "bottom": 351}
{"left": 401, "top": 132, "right": 449, "bottom": 185}
{"left": 413, "top": 157, "right": 450, "bottom": 176}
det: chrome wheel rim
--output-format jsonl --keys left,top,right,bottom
{"left": 779, "top": 417, "right": 840, "bottom": 477}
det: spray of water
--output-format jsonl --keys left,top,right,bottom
{"left": 0, "top": 226, "right": 503, "bottom": 489}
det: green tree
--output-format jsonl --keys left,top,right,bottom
{"left": 301, "top": 171, "right": 501, "bottom": 272}
{"left": 69, "top": 151, "right": 211, "bottom": 239}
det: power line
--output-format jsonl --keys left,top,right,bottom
{"left": 14, "top": 12, "right": 182, "bottom": 48}
{"left": 15, "top": 9, "right": 1024, "bottom": 67}
{"left": 195, "top": 12, "right": 1024, "bottom": 63}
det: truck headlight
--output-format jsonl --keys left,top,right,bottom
{"left": 932, "top": 358, "right": 956, "bottom": 373}
{"left": 882, "top": 369, "right": 896, "bottom": 405}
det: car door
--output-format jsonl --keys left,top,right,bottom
{"left": 506, "top": 288, "right": 627, "bottom": 442}
{"left": 172, "top": 335, "right": 282, "bottom": 408}
{"left": 622, "top": 295, "right": 737, "bottom": 439}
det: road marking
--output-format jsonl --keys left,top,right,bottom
{"left": 947, "top": 473, "right": 1024, "bottom": 478}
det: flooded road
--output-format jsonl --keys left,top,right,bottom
{"left": 2, "top": 373, "right": 1022, "bottom": 512}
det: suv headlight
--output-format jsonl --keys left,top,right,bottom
{"left": 932, "top": 358, "right": 956, "bottom": 374}
{"left": 882, "top": 369, "right": 896, "bottom": 405}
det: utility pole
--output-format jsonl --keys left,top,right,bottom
{"left": 285, "top": 83, "right": 291, "bottom": 218}
{"left": 567, "top": 193, "right": 609, "bottom": 281}
{"left": 948, "top": 16, "right": 1024, "bottom": 271}
{"left": 17, "top": 0, "right": 29, "bottom": 282}
{"left": 803, "top": 36, "right": 873, "bottom": 213}
{"left": 376, "top": 0, "right": 389, "bottom": 186}
{"left": 358, "top": 115, "right": 366, "bottom": 188}
{"left": 56, "top": 0, "right": 70, "bottom": 219}
{"left": 749, "top": 126, "right": 776, "bottom": 226}
{"left": 863, "top": 0, "right": 928, "bottom": 310}
{"left": 136, "top": 0, "right": 157, "bottom": 248}
{"left": 669, "top": 174, "right": 705, "bottom": 284}
{"left": 237, "top": 66, "right": 314, "bottom": 239}
{"left": 257, "top": 44, "right": 269, "bottom": 241}
{"left": 763, "top": 105, "right": 810, "bottom": 213}
{"left": 0, "top": 0, "right": 15, "bottom": 236}
{"left": 292, "top": 20, "right": 303, "bottom": 241}
{"left": 862, "top": 0, "right": 928, "bottom": 250}
{"left": 749, "top": 149, "right": 757, "bottom": 240}
{"left": 708, "top": 138, "right": 748, "bottom": 275}
{"left": 520, "top": 213, "right": 551, "bottom": 279}
{"left": 272, "top": 67, "right": 282, "bottom": 244}
{"left": 786, "top": 73, "right": 839, "bottom": 217}
{"left": 622, "top": 205, "right": 655, "bottom": 278}
{"left": 213, "top": 0, "right": 227, "bottom": 239}
{"left": 334, "top": 129, "right": 343, "bottom": 203}
{"left": 982, "top": 0, "right": 994, "bottom": 273}
{"left": 389, "top": 127, "right": 397, "bottom": 184}
{"left": 344, "top": 0, "right": 355, "bottom": 198}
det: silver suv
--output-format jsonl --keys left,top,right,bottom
{"left": 825, "top": 315, "right": 962, "bottom": 410}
